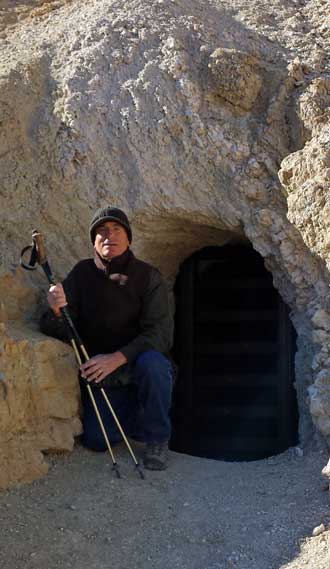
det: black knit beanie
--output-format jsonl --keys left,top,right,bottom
{"left": 89, "top": 207, "right": 132, "bottom": 244}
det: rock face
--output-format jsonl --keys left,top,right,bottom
{"left": 0, "top": 278, "right": 81, "bottom": 489}
{"left": 0, "top": 0, "right": 329, "bottom": 487}
{"left": 0, "top": 268, "right": 81, "bottom": 489}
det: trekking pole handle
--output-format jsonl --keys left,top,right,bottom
{"left": 30, "top": 229, "right": 56, "bottom": 285}
{"left": 32, "top": 230, "right": 48, "bottom": 266}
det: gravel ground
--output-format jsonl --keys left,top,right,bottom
{"left": 0, "top": 443, "right": 329, "bottom": 569}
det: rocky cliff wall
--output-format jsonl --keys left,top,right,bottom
{"left": 0, "top": 0, "right": 329, "bottom": 487}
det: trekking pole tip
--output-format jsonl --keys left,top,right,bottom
{"left": 136, "top": 464, "right": 146, "bottom": 480}
{"left": 113, "top": 464, "right": 121, "bottom": 479}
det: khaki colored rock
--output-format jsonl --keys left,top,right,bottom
{"left": 312, "top": 524, "right": 326, "bottom": 537}
{"left": 208, "top": 48, "right": 262, "bottom": 111}
{"left": 279, "top": 78, "right": 330, "bottom": 265}
{"left": 312, "top": 309, "right": 330, "bottom": 332}
{"left": 0, "top": 317, "right": 81, "bottom": 489}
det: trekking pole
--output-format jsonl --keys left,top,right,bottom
{"left": 20, "top": 230, "right": 145, "bottom": 480}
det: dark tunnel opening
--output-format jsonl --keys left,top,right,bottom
{"left": 170, "top": 243, "right": 299, "bottom": 461}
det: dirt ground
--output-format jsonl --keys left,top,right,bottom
{"left": 0, "top": 442, "right": 329, "bottom": 569}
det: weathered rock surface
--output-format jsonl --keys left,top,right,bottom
{"left": 0, "top": 268, "right": 81, "bottom": 488}
{"left": 0, "top": 0, "right": 330, "bottom": 487}
{"left": 0, "top": 322, "right": 81, "bottom": 488}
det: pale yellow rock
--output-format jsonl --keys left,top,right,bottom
{"left": 312, "top": 524, "right": 326, "bottom": 537}
{"left": 0, "top": 320, "right": 81, "bottom": 489}
{"left": 321, "top": 459, "right": 330, "bottom": 479}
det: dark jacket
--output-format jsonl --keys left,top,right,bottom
{"left": 40, "top": 249, "right": 173, "bottom": 364}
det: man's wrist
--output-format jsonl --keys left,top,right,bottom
{"left": 114, "top": 351, "right": 128, "bottom": 365}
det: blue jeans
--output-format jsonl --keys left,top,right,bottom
{"left": 80, "top": 350, "right": 174, "bottom": 450}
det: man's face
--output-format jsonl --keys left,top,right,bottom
{"left": 94, "top": 221, "right": 129, "bottom": 260}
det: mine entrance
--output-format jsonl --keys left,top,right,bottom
{"left": 171, "top": 244, "right": 298, "bottom": 461}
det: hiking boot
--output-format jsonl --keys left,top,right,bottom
{"left": 143, "top": 442, "right": 169, "bottom": 471}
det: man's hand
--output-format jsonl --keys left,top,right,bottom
{"left": 47, "top": 283, "right": 68, "bottom": 317}
{"left": 80, "top": 352, "right": 128, "bottom": 384}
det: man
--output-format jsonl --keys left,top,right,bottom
{"left": 40, "top": 206, "right": 174, "bottom": 470}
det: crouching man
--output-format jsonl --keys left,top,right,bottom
{"left": 40, "top": 206, "right": 174, "bottom": 470}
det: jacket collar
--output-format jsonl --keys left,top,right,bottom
{"left": 93, "top": 248, "right": 133, "bottom": 278}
